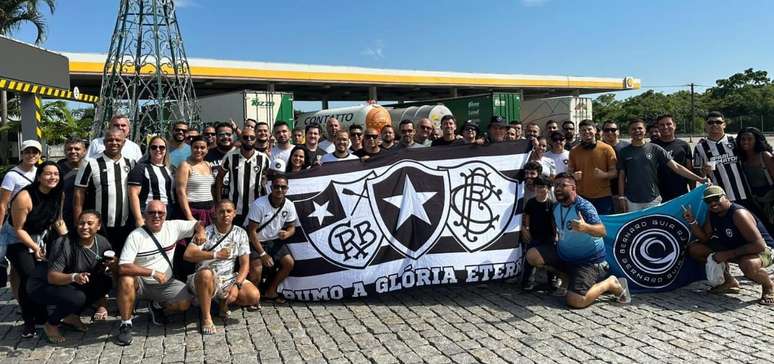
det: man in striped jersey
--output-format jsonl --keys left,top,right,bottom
{"left": 215, "top": 128, "right": 270, "bottom": 228}
{"left": 693, "top": 111, "right": 752, "bottom": 203}
{"left": 74, "top": 127, "right": 135, "bottom": 253}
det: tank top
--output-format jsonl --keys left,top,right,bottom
{"left": 187, "top": 163, "right": 215, "bottom": 203}
{"left": 10, "top": 184, "right": 60, "bottom": 235}
{"left": 709, "top": 203, "right": 774, "bottom": 250}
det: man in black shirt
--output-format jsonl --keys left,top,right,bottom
{"left": 205, "top": 122, "right": 235, "bottom": 177}
{"left": 58, "top": 138, "right": 87, "bottom": 234}
{"left": 431, "top": 115, "right": 459, "bottom": 147}
{"left": 522, "top": 176, "right": 555, "bottom": 291}
{"left": 354, "top": 128, "right": 383, "bottom": 160}
{"left": 654, "top": 114, "right": 693, "bottom": 201}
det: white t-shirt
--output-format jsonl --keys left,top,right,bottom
{"left": 320, "top": 152, "right": 359, "bottom": 164}
{"left": 269, "top": 145, "right": 293, "bottom": 171}
{"left": 1, "top": 166, "right": 36, "bottom": 198}
{"left": 119, "top": 220, "right": 198, "bottom": 284}
{"left": 87, "top": 137, "right": 143, "bottom": 162}
{"left": 545, "top": 150, "right": 570, "bottom": 174}
{"left": 537, "top": 157, "right": 557, "bottom": 177}
{"left": 246, "top": 196, "right": 298, "bottom": 242}
{"left": 194, "top": 225, "right": 250, "bottom": 280}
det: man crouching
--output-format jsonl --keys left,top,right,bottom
{"left": 184, "top": 199, "right": 260, "bottom": 334}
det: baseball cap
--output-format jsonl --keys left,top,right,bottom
{"left": 21, "top": 140, "right": 42, "bottom": 153}
{"left": 461, "top": 121, "right": 479, "bottom": 132}
{"left": 703, "top": 185, "right": 725, "bottom": 200}
{"left": 489, "top": 116, "right": 507, "bottom": 128}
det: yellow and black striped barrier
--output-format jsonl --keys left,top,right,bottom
{"left": 0, "top": 77, "right": 99, "bottom": 104}
{"left": 33, "top": 95, "right": 43, "bottom": 138}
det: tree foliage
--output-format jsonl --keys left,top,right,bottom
{"left": 38, "top": 101, "right": 93, "bottom": 145}
{"left": 0, "top": 0, "right": 56, "bottom": 44}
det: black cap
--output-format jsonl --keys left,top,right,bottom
{"left": 461, "top": 120, "right": 479, "bottom": 132}
{"left": 489, "top": 116, "right": 507, "bottom": 128}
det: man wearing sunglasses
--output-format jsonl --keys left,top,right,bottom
{"left": 168, "top": 121, "right": 192, "bottom": 168}
{"left": 215, "top": 128, "right": 270, "bottom": 228}
{"left": 354, "top": 128, "right": 384, "bottom": 160}
{"left": 545, "top": 131, "right": 570, "bottom": 174}
{"left": 205, "top": 122, "right": 236, "bottom": 179}
{"left": 246, "top": 174, "right": 298, "bottom": 304}
{"left": 682, "top": 185, "right": 774, "bottom": 305}
{"left": 693, "top": 111, "right": 752, "bottom": 203}
{"left": 202, "top": 125, "right": 217, "bottom": 149}
{"left": 415, "top": 118, "right": 434, "bottom": 148}
{"left": 601, "top": 121, "right": 629, "bottom": 212}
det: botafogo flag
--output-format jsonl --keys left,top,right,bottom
{"left": 602, "top": 185, "right": 709, "bottom": 292}
{"left": 279, "top": 141, "right": 531, "bottom": 301}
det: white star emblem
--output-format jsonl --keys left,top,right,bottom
{"left": 308, "top": 201, "right": 333, "bottom": 225}
{"left": 382, "top": 176, "right": 436, "bottom": 229}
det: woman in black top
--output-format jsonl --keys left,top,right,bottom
{"left": 286, "top": 145, "right": 313, "bottom": 173}
{"left": 27, "top": 210, "right": 114, "bottom": 343}
{"left": 5, "top": 161, "right": 63, "bottom": 338}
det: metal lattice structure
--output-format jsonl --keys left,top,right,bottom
{"left": 95, "top": 0, "right": 199, "bottom": 141}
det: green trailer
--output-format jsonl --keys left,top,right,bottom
{"left": 385, "top": 92, "right": 521, "bottom": 130}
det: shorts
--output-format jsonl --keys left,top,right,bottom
{"left": 532, "top": 244, "right": 610, "bottom": 296}
{"left": 136, "top": 277, "right": 193, "bottom": 304}
{"left": 250, "top": 240, "right": 291, "bottom": 262}
{"left": 702, "top": 241, "right": 774, "bottom": 268}
{"left": 186, "top": 269, "right": 236, "bottom": 300}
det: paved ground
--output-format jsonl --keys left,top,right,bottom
{"left": 0, "top": 268, "right": 772, "bottom": 364}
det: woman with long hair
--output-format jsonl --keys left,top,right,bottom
{"left": 285, "top": 146, "right": 313, "bottom": 173}
{"left": 736, "top": 127, "right": 774, "bottom": 229}
{"left": 1, "top": 161, "right": 63, "bottom": 338}
{"left": 128, "top": 136, "right": 175, "bottom": 226}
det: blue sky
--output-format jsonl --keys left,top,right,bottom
{"left": 11, "top": 0, "right": 774, "bottom": 103}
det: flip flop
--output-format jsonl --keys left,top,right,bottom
{"left": 92, "top": 307, "right": 109, "bottom": 321}
{"left": 617, "top": 277, "right": 631, "bottom": 304}
{"left": 709, "top": 285, "right": 741, "bottom": 294}
{"left": 60, "top": 320, "right": 88, "bottom": 333}
{"left": 201, "top": 322, "right": 217, "bottom": 335}
{"left": 759, "top": 293, "right": 774, "bottom": 306}
{"left": 43, "top": 327, "right": 66, "bottom": 344}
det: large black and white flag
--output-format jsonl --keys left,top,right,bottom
{"left": 280, "top": 141, "right": 531, "bottom": 301}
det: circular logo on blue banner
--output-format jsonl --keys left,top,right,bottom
{"left": 613, "top": 215, "right": 690, "bottom": 289}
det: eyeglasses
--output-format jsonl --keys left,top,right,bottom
{"left": 272, "top": 185, "right": 289, "bottom": 190}
{"left": 707, "top": 120, "right": 724, "bottom": 125}
{"left": 173, "top": 128, "right": 188, "bottom": 133}
{"left": 365, "top": 134, "right": 378, "bottom": 140}
{"left": 603, "top": 128, "right": 618, "bottom": 133}
{"left": 242, "top": 135, "right": 256, "bottom": 141}
{"left": 150, "top": 145, "right": 166, "bottom": 151}
{"left": 351, "top": 132, "right": 363, "bottom": 137}
{"left": 146, "top": 211, "right": 166, "bottom": 217}
{"left": 217, "top": 132, "right": 232, "bottom": 137}
{"left": 703, "top": 196, "right": 722, "bottom": 204}
{"left": 203, "top": 132, "right": 216, "bottom": 137}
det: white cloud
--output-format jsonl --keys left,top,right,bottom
{"left": 360, "top": 40, "right": 385, "bottom": 60}
{"left": 521, "top": 0, "right": 549, "bottom": 7}
{"left": 174, "top": 0, "right": 200, "bottom": 9}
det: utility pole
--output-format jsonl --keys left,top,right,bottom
{"left": 689, "top": 83, "right": 695, "bottom": 143}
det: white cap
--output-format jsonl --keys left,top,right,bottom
{"left": 271, "top": 158, "right": 286, "bottom": 172}
{"left": 21, "top": 140, "right": 42, "bottom": 153}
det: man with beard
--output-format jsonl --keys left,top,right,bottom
{"left": 254, "top": 122, "right": 271, "bottom": 154}
{"left": 354, "top": 128, "right": 384, "bottom": 159}
{"left": 202, "top": 125, "right": 217, "bottom": 149}
{"left": 398, "top": 120, "right": 420, "bottom": 148}
{"left": 545, "top": 120, "right": 559, "bottom": 139}
{"left": 415, "top": 118, "right": 434, "bottom": 147}
{"left": 86, "top": 115, "right": 143, "bottom": 162}
{"left": 432, "top": 115, "right": 459, "bottom": 146}
{"left": 568, "top": 120, "right": 617, "bottom": 215}
{"left": 269, "top": 121, "right": 294, "bottom": 171}
{"left": 648, "top": 122, "right": 661, "bottom": 143}
{"left": 215, "top": 128, "right": 270, "bottom": 227}
{"left": 58, "top": 138, "right": 87, "bottom": 235}
{"left": 318, "top": 117, "right": 341, "bottom": 153}
{"left": 380, "top": 125, "right": 398, "bottom": 150}
{"left": 601, "top": 121, "right": 629, "bottom": 212}
{"left": 562, "top": 120, "right": 579, "bottom": 151}
{"left": 321, "top": 130, "right": 359, "bottom": 164}
{"left": 168, "top": 121, "right": 192, "bottom": 168}
{"left": 522, "top": 161, "right": 545, "bottom": 202}
{"left": 487, "top": 116, "right": 508, "bottom": 144}
{"left": 205, "top": 122, "right": 235, "bottom": 179}
{"left": 654, "top": 114, "right": 694, "bottom": 202}
{"left": 526, "top": 173, "right": 631, "bottom": 308}
{"left": 303, "top": 123, "right": 327, "bottom": 164}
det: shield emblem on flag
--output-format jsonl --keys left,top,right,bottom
{"left": 294, "top": 172, "right": 384, "bottom": 269}
{"left": 366, "top": 161, "right": 450, "bottom": 259}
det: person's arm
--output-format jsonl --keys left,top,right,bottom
{"left": 72, "top": 187, "right": 85, "bottom": 227}
{"left": 118, "top": 262, "right": 162, "bottom": 280}
{"left": 571, "top": 211, "right": 606, "bottom": 237}
{"left": 521, "top": 213, "right": 532, "bottom": 242}
{"left": 235, "top": 253, "right": 249, "bottom": 285}
{"left": 617, "top": 169, "right": 627, "bottom": 212}
{"left": 214, "top": 165, "right": 226, "bottom": 204}
{"left": 175, "top": 162, "right": 194, "bottom": 220}
{"left": 183, "top": 239, "right": 228, "bottom": 263}
{"left": 0, "top": 188, "right": 11, "bottom": 226}
{"left": 714, "top": 209, "right": 766, "bottom": 262}
{"left": 127, "top": 185, "right": 144, "bottom": 227}
{"left": 667, "top": 160, "right": 706, "bottom": 183}
{"left": 763, "top": 151, "right": 774, "bottom": 181}
{"left": 10, "top": 191, "right": 46, "bottom": 260}
{"left": 682, "top": 205, "right": 711, "bottom": 243}
{"left": 247, "top": 219, "right": 273, "bottom": 268}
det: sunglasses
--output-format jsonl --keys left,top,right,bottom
{"left": 707, "top": 120, "right": 724, "bottom": 125}
{"left": 242, "top": 135, "right": 256, "bottom": 141}
{"left": 463, "top": 128, "right": 476, "bottom": 132}
{"left": 703, "top": 196, "right": 722, "bottom": 204}
{"left": 150, "top": 145, "right": 166, "bottom": 151}
{"left": 173, "top": 128, "right": 188, "bottom": 133}
{"left": 203, "top": 132, "right": 216, "bottom": 137}
{"left": 365, "top": 134, "right": 379, "bottom": 140}
{"left": 351, "top": 132, "right": 363, "bottom": 137}
{"left": 146, "top": 211, "right": 166, "bottom": 217}
{"left": 272, "top": 185, "right": 289, "bottom": 190}
{"left": 603, "top": 128, "right": 618, "bottom": 133}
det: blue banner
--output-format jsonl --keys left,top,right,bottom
{"left": 602, "top": 185, "right": 709, "bottom": 292}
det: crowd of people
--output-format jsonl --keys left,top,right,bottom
{"left": 0, "top": 110, "right": 771, "bottom": 344}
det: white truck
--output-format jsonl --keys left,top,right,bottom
{"left": 520, "top": 96, "right": 593, "bottom": 130}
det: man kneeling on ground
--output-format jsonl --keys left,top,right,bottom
{"left": 247, "top": 174, "right": 298, "bottom": 304}
{"left": 184, "top": 199, "right": 260, "bottom": 334}
{"left": 115, "top": 200, "right": 206, "bottom": 345}
{"left": 526, "top": 173, "right": 631, "bottom": 308}
{"left": 682, "top": 185, "right": 774, "bottom": 305}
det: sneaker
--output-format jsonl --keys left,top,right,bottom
{"left": 149, "top": 302, "right": 167, "bottom": 326}
{"left": 115, "top": 323, "right": 133, "bottom": 346}
{"left": 21, "top": 322, "right": 36, "bottom": 339}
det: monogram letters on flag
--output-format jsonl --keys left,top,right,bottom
{"left": 281, "top": 142, "right": 531, "bottom": 301}
{"left": 602, "top": 185, "right": 709, "bottom": 292}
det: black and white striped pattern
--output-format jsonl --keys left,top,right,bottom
{"left": 221, "top": 149, "right": 270, "bottom": 216}
{"left": 75, "top": 154, "right": 135, "bottom": 227}
{"left": 693, "top": 135, "right": 750, "bottom": 201}
{"left": 127, "top": 162, "right": 175, "bottom": 207}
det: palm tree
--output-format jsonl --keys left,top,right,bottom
{"left": 0, "top": 0, "right": 56, "bottom": 45}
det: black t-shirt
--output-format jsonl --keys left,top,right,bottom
{"left": 353, "top": 148, "right": 383, "bottom": 158}
{"left": 431, "top": 138, "right": 458, "bottom": 147}
{"left": 524, "top": 198, "right": 555, "bottom": 243}
{"left": 653, "top": 138, "right": 692, "bottom": 202}
{"left": 205, "top": 147, "right": 231, "bottom": 175}
{"left": 304, "top": 146, "right": 327, "bottom": 164}
{"left": 28, "top": 235, "right": 112, "bottom": 287}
